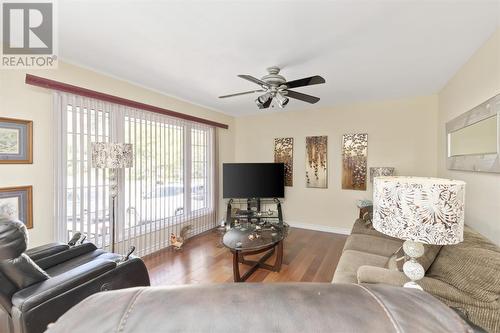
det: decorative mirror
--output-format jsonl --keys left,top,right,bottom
{"left": 446, "top": 93, "right": 500, "bottom": 173}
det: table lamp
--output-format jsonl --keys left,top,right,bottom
{"left": 372, "top": 176, "right": 465, "bottom": 289}
{"left": 91, "top": 142, "right": 133, "bottom": 252}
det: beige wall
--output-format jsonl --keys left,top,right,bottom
{"left": 438, "top": 29, "right": 500, "bottom": 245}
{"left": 2, "top": 28, "right": 497, "bottom": 247}
{"left": 234, "top": 95, "right": 439, "bottom": 233}
{"left": 0, "top": 62, "right": 235, "bottom": 247}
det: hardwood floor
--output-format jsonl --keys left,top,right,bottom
{"left": 143, "top": 227, "right": 347, "bottom": 285}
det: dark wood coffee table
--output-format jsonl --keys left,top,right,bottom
{"left": 223, "top": 222, "right": 288, "bottom": 282}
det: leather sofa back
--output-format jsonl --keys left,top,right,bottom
{"left": 0, "top": 217, "right": 28, "bottom": 260}
{"left": 0, "top": 218, "right": 49, "bottom": 313}
{"left": 46, "top": 283, "right": 472, "bottom": 333}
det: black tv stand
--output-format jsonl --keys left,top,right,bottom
{"left": 226, "top": 198, "right": 283, "bottom": 227}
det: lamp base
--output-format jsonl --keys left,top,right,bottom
{"left": 402, "top": 240, "right": 425, "bottom": 290}
{"left": 403, "top": 281, "right": 423, "bottom": 290}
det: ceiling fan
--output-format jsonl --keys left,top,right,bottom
{"left": 219, "top": 66, "right": 325, "bottom": 109}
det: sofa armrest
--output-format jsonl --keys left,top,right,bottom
{"left": 12, "top": 258, "right": 116, "bottom": 313}
{"left": 357, "top": 265, "right": 407, "bottom": 286}
{"left": 26, "top": 243, "right": 70, "bottom": 262}
{"left": 35, "top": 243, "right": 98, "bottom": 270}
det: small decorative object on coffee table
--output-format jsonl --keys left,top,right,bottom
{"left": 373, "top": 176, "right": 465, "bottom": 290}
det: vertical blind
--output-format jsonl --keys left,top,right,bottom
{"left": 54, "top": 92, "right": 216, "bottom": 256}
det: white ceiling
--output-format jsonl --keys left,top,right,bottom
{"left": 59, "top": 0, "right": 500, "bottom": 116}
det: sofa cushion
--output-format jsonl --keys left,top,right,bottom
{"left": 332, "top": 250, "right": 389, "bottom": 284}
{"left": 426, "top": 226, "right": 500, "bottom": 303}
{"left": 331, "top": 270, "right": 357, "bottom": 284}
{"left": 343, "top": 234, "right": 403, "bottom": 257}
{"left": 0, "top": 253, "right": 49, "bottom": 289}
{"left": 357, "top": 266, "right": 407, "bottom": 286}
{"left": 420, "top": 276, "right": 499, "bottom": 333}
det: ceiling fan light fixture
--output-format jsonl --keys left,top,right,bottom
{"left": 255, "top": 92, "right": 271, "bottom": 109}
{"left": 222, "top": 67, "right": 325, "bottom": 109}
{"left": 276, "top": 93, "right": 289, "bottom": 108}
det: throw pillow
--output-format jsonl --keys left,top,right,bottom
{"left": 0, "top": 253, "right": 50, "bottom": 289}
{"left": 386, "top": 244, "right": 442, "bottom": 272}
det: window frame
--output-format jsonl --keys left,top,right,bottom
{"left": 56, "top": 92, "right": 215, "bottom": 254}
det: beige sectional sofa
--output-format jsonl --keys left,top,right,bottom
{"left": 332, "top": 218, "right": 500, "bottom": 333}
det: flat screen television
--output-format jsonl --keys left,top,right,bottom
{"left": 223, "top": 163, "right": 285, "bottom": 198}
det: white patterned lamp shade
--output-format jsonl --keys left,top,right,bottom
{"left": 373, "top": 176, "right": 466, "bottom": 245}
{"left": 91, "top": 143, "right": 133, "bottom": 169}
{"left": 373, "top": 176, "right": 465, "bottom": 290}
{"left": 369, "top": 167, "right": 395, "bottom": 183}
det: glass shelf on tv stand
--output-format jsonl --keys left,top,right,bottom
{"left": 225, "top": 198, "right": 283, "bottom": 227}
{"left": 228, "top": 198, "right": 280, "bottom": 205}
{"left": 233, "top": 211, "right": 280, "bottom": 219}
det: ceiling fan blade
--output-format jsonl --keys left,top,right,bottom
{"left": 238, "top": 75, "right": 269, "bottom": 87}
{"left": 285, "top": 75, "right": 325, "bottom": 89}
{"left": 219, "top": 89, "right": 264, "bottom": 98}
{"left": 286, "top": 90, "right": 320, "bottom": 104}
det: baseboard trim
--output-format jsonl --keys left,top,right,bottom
{"left": 287, "top": 222, "right": 351, "bottom": 235}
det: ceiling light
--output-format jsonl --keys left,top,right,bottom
{"left": 275, "top": 93, "right": 289, "bottom": 108}
{"left": 255, "top": 92, "right": 271, "bottom": 109}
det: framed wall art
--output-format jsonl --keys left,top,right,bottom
{"left": 305, "top": 136, "right": 327, "bottom": 188}
{"left": 0, "top": 117, "right": 33, "bottom": 164}
{"left": 274, "top": 137, "right": 293, "bottom": 186}
{"left": 0, "top": 186, "right": 33, "bottom": 229}
{"left": 342, "top": 133, "right": 368, "bottom": 190}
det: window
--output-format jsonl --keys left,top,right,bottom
{"left": 191, "top": 128, "right": 209, "bottom": 211}
{"left": 54, "top": 92, "right": 216, "bottom": 256}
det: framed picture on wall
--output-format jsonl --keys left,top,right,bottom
{"left": 274, "top": 137, "right": 294, "bottom": 186}
{"left": 0, "top": 117, "right": 33, "bottom": 164}
{"left": 0, "top": 186, "right": 33, "bottom": 229}
{"left": 305, "top": 136, "right": 328, "bottom": 188}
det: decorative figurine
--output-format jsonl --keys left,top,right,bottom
{"left": 170, "top": 225, "right": 192, "bottom": 250}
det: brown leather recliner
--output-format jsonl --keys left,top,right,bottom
{"left": 0, "top": 217, "right": 150, "bottom": 333}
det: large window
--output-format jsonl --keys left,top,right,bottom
{"left": 54, "top": 93, "right": 215, "bottom": 256}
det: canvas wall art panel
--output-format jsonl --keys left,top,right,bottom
{"left": 0, "top": 117, "right": 33, "bottom": 164}
{"left": 342, "top": 133, "right": 368, "bottom": 190}
{"left": 274, "top": 137, "right": 294, "bottom": 186}
{"left": 305, "top": 136, "right": 327, "bottom": 188}
{"left": 369, "top": 167, "right": 395, "bottom": 183}
{"left": 0, "top": 186, "right": 33, "bottom": 228}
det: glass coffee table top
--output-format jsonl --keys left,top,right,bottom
{"left": 223, "top": 222, "right": 289, "bottom": 252}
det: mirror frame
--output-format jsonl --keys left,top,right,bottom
{"left": 446, "top": 93, "right": 500, "bottom": 173}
